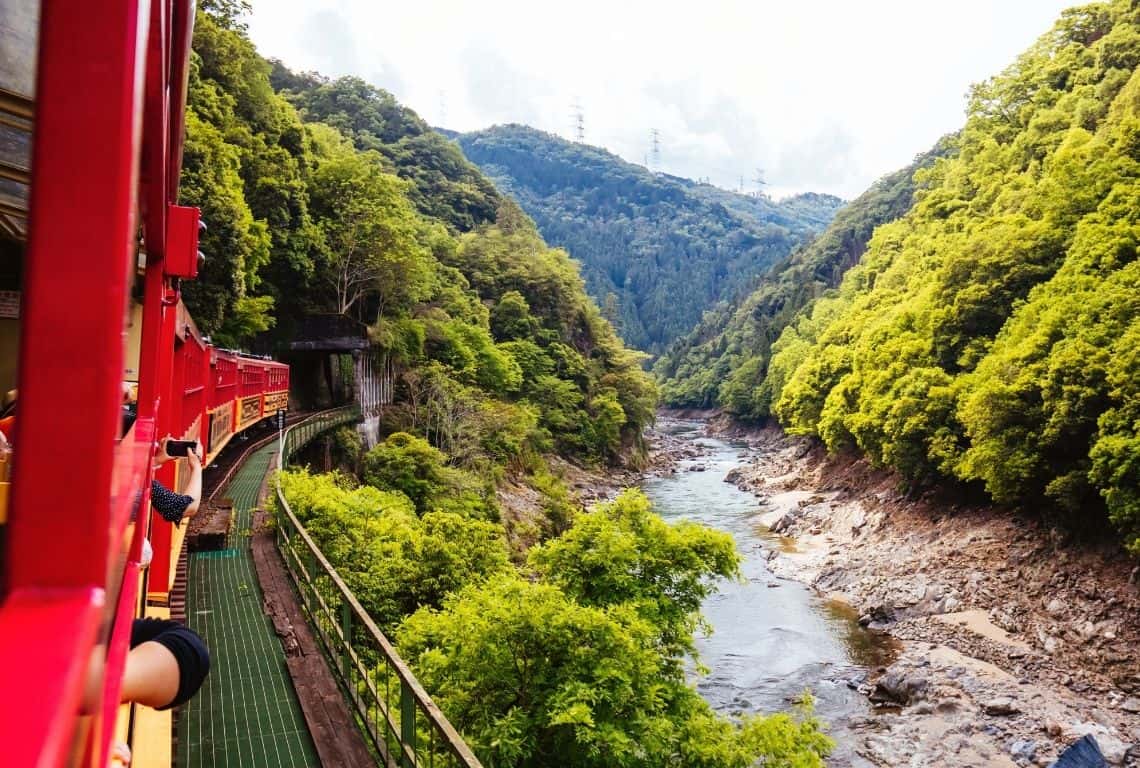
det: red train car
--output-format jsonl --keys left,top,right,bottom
{"left": 0, "top": 2, "right": 289, "bottom": 765}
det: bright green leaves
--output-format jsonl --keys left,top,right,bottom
{"left": 659, "top": 1, "right": 1140, "bottom": 547}
{"left": 360, "top": 431, "right": 499, "bottom": 519}
{"left": 275, "top": 468, "right": 509, "bottom": 633}
{"left": 656, "top": 142, "right": 947, "bottom": 416}
{"left": 274, "top": 74, "right": 502, "bottom": 232}
{"left": 756, "top": 2, "right": 1140, "bottom": 544}
{"left": 182, "top": 9, "right": 321, "bottom": 342}
{"left": 397, "top": 492, "right": 829, "bottom": 768}
{"left": 282, "top": 471, "right": 829, "bottom": 768}
{"left": 529, "top": 489, "right": 739, "bottom": 660}
{"left": 490, "top": 290, "right": 540, "bottom": 341}
{"left": 179, "top": 107, "right": 272, "bottom": 340}
{"left": 362, "top": 432, "right": 449, "bottom": 514}
{"left": 398, "top": 576, "right": 665, "bottom": 768}
{"left": 307, "top": 124, "right": 433, "bottom": 317}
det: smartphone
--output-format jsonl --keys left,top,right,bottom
{"left": 164, "top": 439, "right": 197, "bottom": 458}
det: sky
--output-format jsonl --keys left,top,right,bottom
{"left": 245, "top": 0, "right": 1077, "bottom": 200}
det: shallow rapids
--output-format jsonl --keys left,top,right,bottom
{"left": 640, "top": 419, "right": 893, "bottom": 767}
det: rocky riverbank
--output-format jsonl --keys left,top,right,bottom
{"left": 716, "top": 423, "right": 1140, "bottom": 767}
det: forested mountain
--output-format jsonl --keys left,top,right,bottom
{"left": 695, "top": 0, "right": 1140, "bottom": 550}
{"left": 655, "top": 141, "right": 952, "bottom": 414}
{"left": 181, "top": 4, "right": 654, "bottom": 470}
{"left": 456, "top": 125, "right": 844, "bottom": 352}
{"left": 268, "top": 69, "right": 503, "bottom": 232}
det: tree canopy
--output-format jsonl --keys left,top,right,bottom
{"left": 277, "top": 473, "right": 833, "bottom": 768}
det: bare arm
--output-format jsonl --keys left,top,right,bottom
{"left": 119, "top": 641, "right": 180, "bottom": 709}
{"left": 183, "top": 443, "right": 203, "bottom": 518}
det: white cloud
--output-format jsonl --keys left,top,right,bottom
{"left": 246, "top": 0, "right": 1076, "bottom": 198}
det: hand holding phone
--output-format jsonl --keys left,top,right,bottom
{"left": 164, "top": 439, "right": 197, "bottom": 458}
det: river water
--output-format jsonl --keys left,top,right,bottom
{"left": 640, "top": 419, "right": 893, "bottom": 766}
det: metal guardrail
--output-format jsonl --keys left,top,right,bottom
{"left": 280, "top": 405, "right": 361, "bottom": 458}
{"left": 274, "top": 407, "right": 483, "bottom": 768}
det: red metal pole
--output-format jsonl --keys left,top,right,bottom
{"left": 141, "top": 0, "right": 169, "bottom": 262}
{"left": 202, "top": 341, "right": 213, "bottom": 451}
{"left": 8, "top": 0, "right": 151, "bottom": 589}
{"left": 149, "top": 295, "right": 179, "bottom": 596}
{"left": 167, "top": 0, "right": 196, "bottom": 200}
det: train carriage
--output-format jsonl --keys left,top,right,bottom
{"left": 0, "top": 2, "right": 289, "bottom": 765}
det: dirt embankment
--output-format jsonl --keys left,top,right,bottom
{"left": 720, "top": 423, "right": 1140, "bottom": 767}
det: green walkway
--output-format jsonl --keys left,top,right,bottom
{"left": 177, "top": 443, "right": 320, "bottom": 768}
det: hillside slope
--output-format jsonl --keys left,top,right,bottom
{"left": 457, "top": 125, "right": 843, "bottom": 352}
{"left": 181, "top": 9, "right": 654, "bottom": 472}
{"left": 655, "top": 140, "right": 951, "bottom": 414}
{"left": 763, "top": 0, "right": 1140, "bottom": 549}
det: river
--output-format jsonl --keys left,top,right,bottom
{"left": 640, "top": 418, "right": 894, "bottom": 766}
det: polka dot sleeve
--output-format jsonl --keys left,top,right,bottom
{"left": 151, "top": 479, "right": 194, "bottom": 525}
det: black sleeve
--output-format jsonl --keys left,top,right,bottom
{"left": 130, "top": 618, "right": 211, "bottom": 709}
{"left": 150, "top": 479, "right": 193, "bottom": 525}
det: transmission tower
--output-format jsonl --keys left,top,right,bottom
{"left": 753, "top": 168, "right": 767, "bottom": 197}
{"left": 438, "top": 90, "right": 447, "bottom": 127}
{"left": 650, "top": 128, "right": 661, "bottom": 172}
{"left": 570, "top": 100, "right": 585, "bottom": 142}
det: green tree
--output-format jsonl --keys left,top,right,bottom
{"left": 276, "top": 468, "right": 509, "bottom": 632}
{"left": 308, "top": 124, "right": 432, "bottom": 318}
{"left": 529, "top": 489, "right": 739, "bottom": 660}
{"left": 362, "top": 432, "right": 448, "bottom": 513}
{"left": 656, "top": 140, "right": 949, "bottom": 415}
{"left": 397, "top": 575, "right": 831, "bottom": 768}
{"left": 747, "top": 1, "right": 1140, "bottom": 546}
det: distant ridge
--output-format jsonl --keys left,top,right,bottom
{"left": 455, "top": 124, "right": 843, "bottom": 353}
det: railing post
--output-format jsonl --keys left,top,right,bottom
{"left": 341, "top": 599, "right": 352, "bottom": 682}
{"left": 400, "top": 681, "right": 416, "bottom": 768}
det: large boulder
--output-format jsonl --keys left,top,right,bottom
{"left": 870, "top": 668, "right": 928, "bottom": 705}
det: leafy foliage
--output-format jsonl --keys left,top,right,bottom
{"left": 529, "top": 489, "right": 740, "bottom": 661}
{"left": 751, "top": 1, "right": 1140, "bottom": 549}
{"left": 396, "top": 491, "right": 830, "bottom": 768}
{"left": 272, "top": 71, "right": 502, "bottom": 231}
{"left": 274, "top": 468, "right": 510, "bottom": 633}
{"left": 306, "top": 124, "right": 432, "bottom": 316}
{"left": 278, "top": 472, "right": 831, "bottom": 768}
{"left": 196, "top": 10, "right": 832, "bottom": 762}
{"left": 457, "top": 125, "right": 844, "bottom": 352}
{"left": 399, "top": 575, "right": 831, "bottom": 768}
